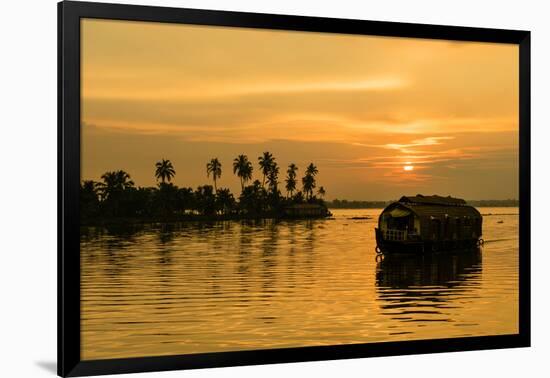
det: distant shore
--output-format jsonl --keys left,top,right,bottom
{"left": 326, "top": 199, "right": 519, "bottom": 209}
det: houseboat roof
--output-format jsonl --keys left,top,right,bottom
{"left": 383, "top": 195, "right": 480, "bottom": 220}
{"left": 399, "top": 194, "right": 467, "bottom": 206}
{"left": 389, "top": 203, "right": 481, "bottom": 219}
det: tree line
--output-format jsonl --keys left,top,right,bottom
{"left": 80, "top": 152, "right": 328, "bottom": 222}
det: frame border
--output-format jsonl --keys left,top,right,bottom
{"left": 58, "top": 1, "right": 531, "bottom": 376}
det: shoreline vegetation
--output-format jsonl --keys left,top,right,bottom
{"left": 81, "top": 153, "right": 331, "bottom": 226}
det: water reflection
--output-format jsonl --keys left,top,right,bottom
{"left": 80, "top": 208, "right": 518, "bottom": 360}
{"left": 376, "top": 249, "right": 483, "bottom": 322}
{"left": 376, "top": 249, "right": 482, "bottom": 289}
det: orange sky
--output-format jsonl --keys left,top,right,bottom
{"left": 81, "top": 18, "right": 519, "bottom": 200}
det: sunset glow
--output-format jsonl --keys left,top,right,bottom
{"left": 81, "top": 19, "right": 519, "bottom": 200}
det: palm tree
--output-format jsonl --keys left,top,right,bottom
{"left": 302, "top": 173, "right": 315, "bottom": 200}
{"left": 258, "top": 152, "right": 275, "bottom": 188}
{"left": 99, "top": 170, "right": 134, "bottom": 200}
{"left": 266, "top": 162, "right": 280, "bottom": 192}
{"left": 302, "top": 163, "right": 318, "bottom": 200}
{"left": 206, "top": 158, "right": 222, "bottom": 191}
{"left": 81, "top": 180, "right": 99, "bottom": 196}
{"left": 317, "top": 186, "right": 326, "bottom": 199}
{"left": 306, "top": 163, "right": 318, "bottom": 177}
{"left": 233, "top": 155, "right": 253, "bottom": 191}
{"left": 285, "top": 163, "right": 298, "bottom": 197}
{"left": 97, "top": 170, "right": 134, "bottom": 216}
{"left": 155, "top": 159, "right": 176, "bottom": 183}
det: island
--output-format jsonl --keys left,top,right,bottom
{"left": 80, "top": 153, "right": 331, "bottom": 226}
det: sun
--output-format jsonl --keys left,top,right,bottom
{"left": 403, "top": 163, "right": 414, "bottom": 171}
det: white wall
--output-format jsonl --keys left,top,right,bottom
{"left": 1, "top": 0, "right": 547, "bottom": 377}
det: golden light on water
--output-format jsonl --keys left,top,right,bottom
{"left": 81, "top": 209, "right": 520, "bottom": 359}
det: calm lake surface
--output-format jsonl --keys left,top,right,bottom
{"left": 80, "top": 207, "right": 519, "bottom": 360}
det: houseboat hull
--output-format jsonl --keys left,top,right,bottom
{"left": 375, "top": 228, "right": 479, "bottom": 254}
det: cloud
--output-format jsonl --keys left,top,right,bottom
{"left": 315, "top": 132, "right": 518, "bottom": 189}
{"left": 83, "top": 77, "right": 409, "bottom": 101}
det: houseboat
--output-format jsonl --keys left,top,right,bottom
{"left": 375, "top": 195, "right": 483, "bottom": 254}
{"left": 283, "top": 203, "right": 331, "bottom": 218}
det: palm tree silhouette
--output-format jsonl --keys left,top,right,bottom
{"left": 302, "top": 163, "right": 319, "bottom": 200}
{"left": 258, "top": 152, "right": 275, "bottom": 188}
{"left": 155, "top": 159, "right": 176, "bottom": 183}
{"left": 306, "top": 163, "right": 318, "bottom": 177}
{"left": 233, "top": 155, "right": 253, "bottom": 191}
{"left": 81, "top": 155, "right": 328, "bottom": 221}
{"left": 302, "top": 174, "right": 315, "bottom": 200}
{"left": 285, "top": 163, "right": 298, "bottom": 197}
{"left": 97, "top": 170, "right": 134, "bottom": 216}
{"left": 266, "top": 161, "right": 280, "bottom": 192}
{"left": 317, "top": 186, "right": 326, "bottom": 199}
{"left": 206, "top": 158, "right": 222, "bottom": 191}
{"left": 81, "top": 180, "right": 99, "bottom": 195}
{"left": 99, "top": 170, "right": 134, "bottom": 199}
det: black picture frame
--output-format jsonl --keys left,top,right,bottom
{"left": 58, "top": 1, "right": 531, "bottom": 376}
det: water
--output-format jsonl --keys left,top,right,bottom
{"left": 80, "top": 207, "right": 518, "bottom": 360}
